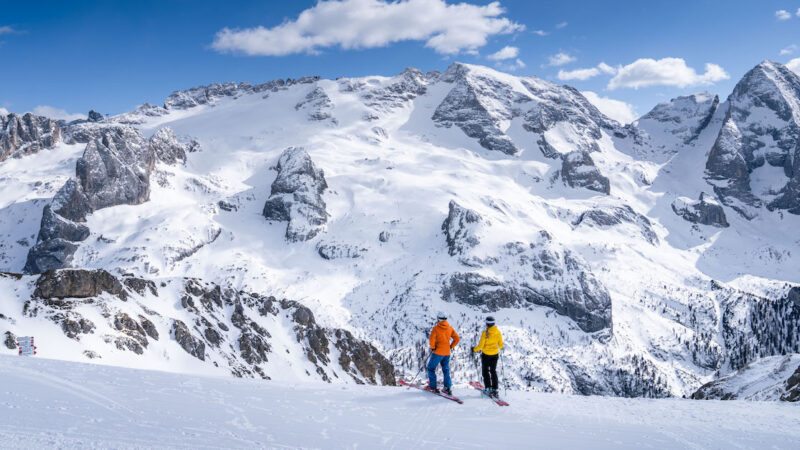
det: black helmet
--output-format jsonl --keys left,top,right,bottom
{"left": 485, "top": 316, "right": 495, "bottom": 326}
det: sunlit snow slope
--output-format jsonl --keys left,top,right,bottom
{"left": 1, "top": 356, "right": 799, "bottom": 449}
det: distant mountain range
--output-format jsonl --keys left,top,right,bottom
{"left": 1, "top": 60, "right": 798, "bottom": 401}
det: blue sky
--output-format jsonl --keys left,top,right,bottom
{"left": 1, "top": 0, "right": 799, "bottom": 122}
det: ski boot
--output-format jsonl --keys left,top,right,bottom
{"left": 425, "top": 385, "right": 440, "bottom": 394}
{"left": 442, "top": 386, "right": 453, "bottom": 396}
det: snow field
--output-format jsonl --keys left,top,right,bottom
{"left": 1, "top": 355, "right": 799, "bottom": 449}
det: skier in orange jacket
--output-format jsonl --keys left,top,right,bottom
{"left": 426, "top": 312, "right": 460, "bottom": 395}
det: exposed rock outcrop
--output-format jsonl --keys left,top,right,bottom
{"left": 561, "top": 151, "right": 611, "bottom": 194}
{"left": 87, "top": 110, "right": 104, "bottom": 122}
{"left": 573, "top": 205, "right": 659, "bottom": 244}
{"left": 442, "top": 239, "right": 613, "bottom": 333}
{"left": 163, "top": 77, "right": 320, "bottom": 111}
{"left": 3, "top": 331, "right": 16, "bottom": 349}
{"left": 172, "top": 319, "right": 206, "bottom": 361}
{"left": 23, "top": 205, "right": 89, "bottom": 273}
{"left": 433, "top": 64, "right": 520, "bottom": 155}
{"left": 0, "top": 112, "right": 61, "bottom": 161}
{"left": 442, "top": 200, "right": 483, "bottom": 256}
{"left": 149, "top": 127, "right": 187, "bottom": 164}
{"left": 295, "top": 87, "right": 336, "bottom": 123}
{"left": 358, "top": 67, "right": 428, "bottom": 112}
{"left": 671, "top": 193, "right": 730, "bottom": 227}
{"left": 263, "top": 147, "right": 328, "bottom": 241}
{"left": 317, "top": 242, "right": 366, "bottom": 260}
{"left": 782, "top": 365, "right": 800, "bottom": 402}
{"left": 24, "top": 126, "right": 158, "bottom": 273}
{"left": 33, "top": 269, "right": 127, "bottom": 300}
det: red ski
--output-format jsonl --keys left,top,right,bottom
{"left": 469, "top": 381, "right": 509, "bottom": 406}
{"left": 399, "top": 379, "right": 463, "bottom": 404}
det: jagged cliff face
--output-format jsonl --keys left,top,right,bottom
{"left": 1, "top": 61, "right": 799, "bottom": 397}
{"left": 705, "top": 61, "right": 800, "bottom": 217}
{"left": 0, "top": 112, "right": 62, "bottom": 161}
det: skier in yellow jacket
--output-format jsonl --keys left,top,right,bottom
{"left": 472, "top": 316, "right": 503, "bottom": 397}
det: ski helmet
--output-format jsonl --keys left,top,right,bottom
{"left": 436, "top": 312, "right": 447, "bottom": 321}
{"left": 485, "top": 316, "right": 496, "bottom": 326}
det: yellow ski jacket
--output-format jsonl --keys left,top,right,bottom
{"left": 473, "top": 325, "right": 503, "bottom": 355}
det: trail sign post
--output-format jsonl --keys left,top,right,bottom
{"left": 16, "top": 336, "right": 36, "bottom": 356}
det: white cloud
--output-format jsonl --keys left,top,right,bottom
{"left": 211, "top": 0, "right": 523, "bottom": 56}
{"left": 776, "top": 9, "right": 792, "bottom": 20}
{"left": 787, "top": 58, "right": 800, "bottom": 75}
{"left": 0, "top": 107, "right": 8, "bottom": 116}
{"left": 488, "top": 45, "right": 518, "bottom": 60}
{"left": 558, "top": 67, "right": 601, "bottom": 81}
{"left": 797, "top": 7, "right": 800, "bottom": 16}
{"left": 557, "top": 62, "right": 616, "bottom": 81}
{"left": 532, "top": 29, "right": 547, "bottom": 36}
{"left": 780, "top": 44, "right": 798, "bottom": 56}
{"left": 31, "top": 105, "right": 85, "bottom": 122}
{"left": 0, "top": 26, "right": 15, "bottom": 35}
{"left": 581, "top": 91, "right": 638, "bottom": 124}
{"left": 546, "top": 52, "right": 576, "bottom": 67}
{"left": 555, "top": 21, "right": 568, "bottom": 29}
{"left": 496, "top": 58, "right": 526, "bottom": 71}
{"left": 607, "top": 57, "right": 729, "bottom": 90}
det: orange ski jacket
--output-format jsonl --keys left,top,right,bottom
{"left": 429, "top": 320, "right": 460, "bottom": 356}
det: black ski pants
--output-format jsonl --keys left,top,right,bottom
{"left": 481, "top": 353, "right": 499, "bottom": 390}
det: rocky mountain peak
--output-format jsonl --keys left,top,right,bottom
{"left": 705, "top": 60, "right": 800, "bottom": 217}
{"left": 730, "top": 60, "right": 800, "bottom": 124}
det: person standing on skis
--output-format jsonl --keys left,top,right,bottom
{"left": 473, "top": 316, "right": 503, "bottom": 397}
{"left": 427, "top": 312, "right": 460, "bottom": 395}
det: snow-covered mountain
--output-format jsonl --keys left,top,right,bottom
{"left": 1, "top": 61, "right": 799, "bottom": 400}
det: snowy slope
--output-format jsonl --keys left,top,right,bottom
{"left": 1, "top": 61, "right": 799, "bottom": 399}
{"left": 691, "top": 354, "right": 800, "bottom": 401}
{"left": 2, "top": 355, "right": 799, "bottom": 449}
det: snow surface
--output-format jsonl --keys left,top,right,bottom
{"left": 1, "top": 355, "right": 798, "bottom": 449}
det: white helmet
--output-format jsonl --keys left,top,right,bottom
{"left": 436, "top": 311, "right": 447, "bottom": 321}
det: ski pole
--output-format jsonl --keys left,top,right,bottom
{"left": 500, "top": 352, "right": 507, "bottom": 396}
{"left": 410, "top": 350, "right": 431, "bottom": 385}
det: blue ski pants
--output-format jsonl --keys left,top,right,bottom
{"left": 427, "top": 353, "right": 452, "bottom": 389}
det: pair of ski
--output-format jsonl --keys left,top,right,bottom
{"left": 469, "top": 381, "right": 509, "bottom": 406}
{"left": 398, "top": 379, "right": 509, "bottom": 406}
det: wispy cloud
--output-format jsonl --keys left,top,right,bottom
{"left": 531, "top": 29, "right": 548, "bottom": 36}
{"left": 31, "top": 105, "right": 85, "bottom": 122}
{"left": 558, "top": 62, "right": 615, "bottom": 81}
{"left": 780, "top": 44, "right": 798, "bottom": 56}
{"left": 0, "top": 26, "right": 16, "bottom": 35}
{"left": 776, "top": 9, "right": 792, "bottom": 20}
{"left": 555, "top": 21, "right": 568, "bottom": 29}
{"left": 608, "top": 57, "right": 728, "bottom": 90}
{"left": 545, "top": 52, "right": 575, "bottom": 67}
{"left": 488, "top": 45, "right": 518, "bottom": 61}
{"left": 212, "top": 0, "right": 524, "bottom": 56}
{"left": 496, "top": 58, "right": 526, "bottom": 71}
